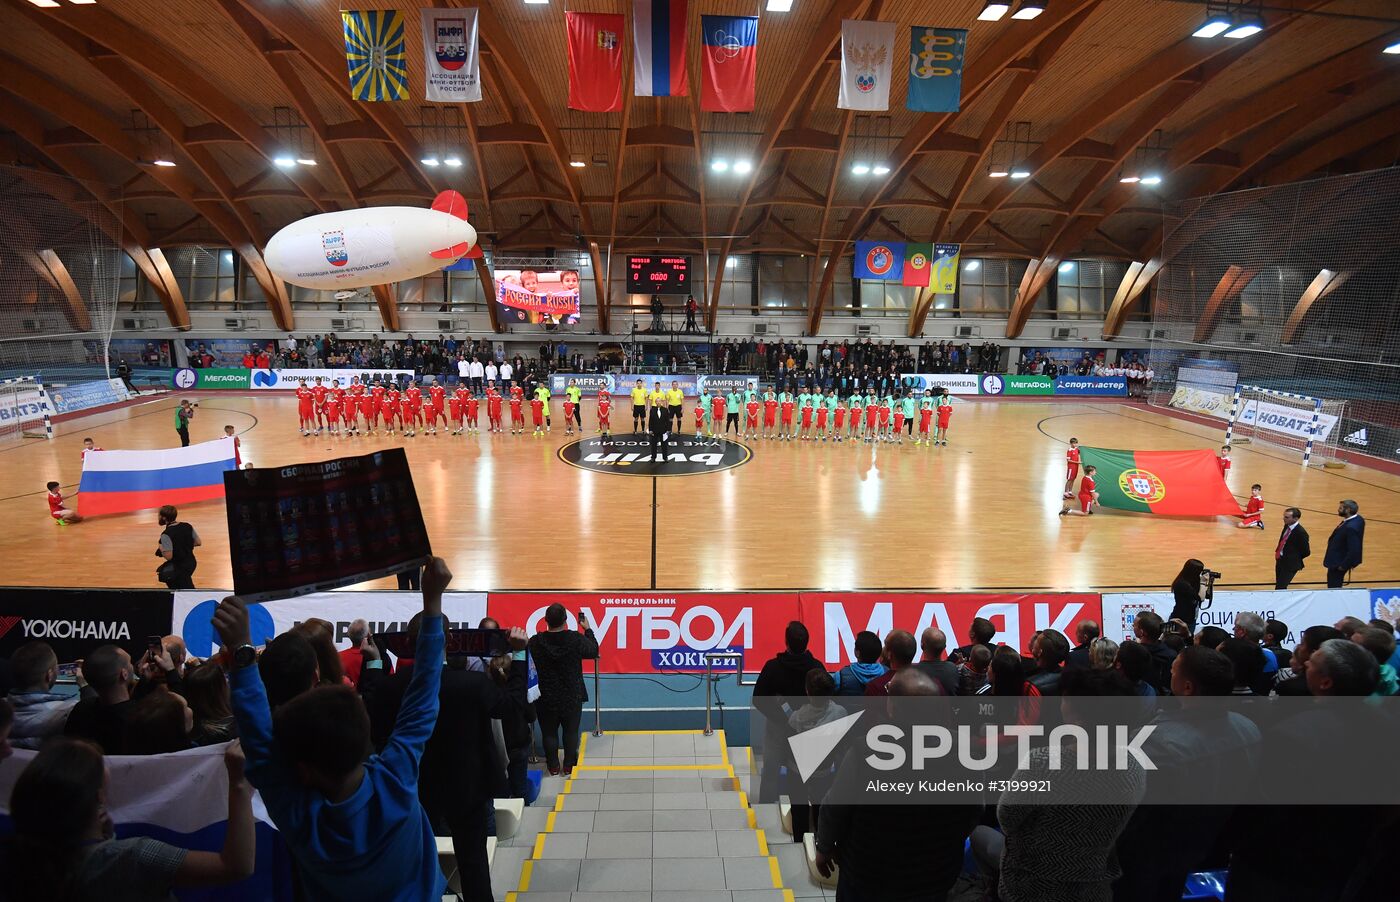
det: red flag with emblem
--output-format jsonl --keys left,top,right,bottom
{"left": 566, "top": 12, "right": 625, "bottom": 113}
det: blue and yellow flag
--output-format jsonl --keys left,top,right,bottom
{"left": 931, "top": 243, "right": 961, "bottom": 294}
{"left": 343, "top": 10, "right": 409, "bottom": 102}
{"left": 907, "top": 27, "right": 966, "bottom": 113}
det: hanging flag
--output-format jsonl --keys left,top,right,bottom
{"left": 567, "top": 11, "right": 625, "bottom": 112}
{"left": 342, "top": 9, "right": 410, "bottom": 102}
{"left": 839, "top": 19, "right": 898, "bottom": 112}
{"left": 701, "top": 15, "right": 758, "bottom": 113}
{"left": 931, "top": 243, "right": 961, "bottom": 293}
{"left": 1079, "top": 447, "right": 1244, "bottom": 517}
{"left": 853, "top": 241, "right": 905, "bottom": 282}
{"left": 907, "top": 26, "right": 967, "bottom": 113}
{"left": 420, "top": 8, "right": 480, "bottom": 103}
{"left": 634, "top": 0, "right": 689, "bottom": 98}
{"left": 78, "top": 438, "right": 238, "bottom": 517}
{"left": 902, "top": 243, "right": 933, "bottom": 287}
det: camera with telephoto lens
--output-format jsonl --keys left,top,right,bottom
{"left": 1201, "top": 568, "right": 1220, "bottom": 608}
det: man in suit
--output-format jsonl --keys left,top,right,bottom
{"left": 1274, "top": 506, "right": 1311, "bottom": 590}
{"left": 648, "top": 400, "right": 672, "bottom": 461}
{"left": 1323, "top": 499, "right": 1365, "bottom": 588}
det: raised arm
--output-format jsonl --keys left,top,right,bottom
{"left": 380, "top": 557, "right": 451, "bottom": 777}
{"left": 213, "top": 596, "right": 289, "bottom": 793}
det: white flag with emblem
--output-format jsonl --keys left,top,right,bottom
{"left": 421, "top": 8, "right": 481, "bottom": 102}
{"left": 838, "top": 19, "right": 897, "bottom": 111}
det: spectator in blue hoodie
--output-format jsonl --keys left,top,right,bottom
{"left": 212, "top": 557, "right": 453, "bottom": 902}
{"left": 833, "top": 630, "right": 887, "bottom": 697}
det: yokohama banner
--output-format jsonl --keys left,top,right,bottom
{"left": 488, "top": 592, "right": 801, "bottom": 673}
{"left": 0, "top": 588, "right": 173, "bottom": 664}
{"left": 804, "top": 592, "right": 1100, "bottom": 667}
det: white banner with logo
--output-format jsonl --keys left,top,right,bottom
{"left": 899, "top": 373, "right": 982, "bottom": 395}
{"left": 248, "top": 368, "right": 415, "bottom": 390}
{"left": 172, "top": 590, "right": 487, "bottom": 658}
{"left": 1238, "top": 398, "right": 1339, "bottom": 441}
{"left": 1101, "top": 589, "right": 1369, "bottom": 646}
{"left": 0, "top": 382, "right": 53, "bottom": 424}
{"left": 1169, "top": 384, "right": 1231, "bottom": 418}
{"left": 421, "top": 8, "right": 481, "bottom": 102}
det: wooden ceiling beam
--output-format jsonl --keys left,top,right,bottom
{"left": 806, "top": 110, "right": 855, "bottom": 332}
{"left": 600, "top": 61, "right": 635, "bottom": 335}
{"left": 1281, "top": 269, "right": 1348, "bottom": 344}
{"left": 627, "top": 124, "right": 692, "bottom": 148}
{"left": 935, "top": 68, "right": 1037, "bottom": 242}
{"left": 37, "top": 248, "right": 93, "bottom": 332}
{"left": 183, "top": 123, "right": 242, "bottom": 144}
{"left": 1102, "top": 259, "right": 1161, "bottom": 338}
{"left": 1006, "top": 256, "right": 1061, "bottom": 338}
{"left": 323, "top": 121, "right": 388, "bottom": 143}
{"left": 1259, "top": 101, "right": 1400, "bottom": 185}
{"left": 476, "top": 123, "right": 549, "bottom": 146}
{"left": 1194, "top": 264, "right": 1258, "bottom": 343}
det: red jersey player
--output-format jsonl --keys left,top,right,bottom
{"left": 464, "top": 390, "right": 480, "bottom": 434}
{"left": 833, "top": 400, "right": 847, "bottom": 443}
{"left": 420, "top": 396, "right": 441, "bottom": 436}
{"left": 1061, "top": 465, "right": 1098, "bottom": 517}
{"left": 815, "top": 397, "right": 828, "bottom": 441}
{"left": 935, "top": 391, "right": 953, "bottom": 447}
{"left": 1239, "top": 484, "right": 1265, "bottom": 529}
{"left": 710, "top": 392, "right": 726, "bottom": 439}
{"left": 799, "top": 397, "right": 814, "bottom": 441}
{"left": 429, "top": 382, "right": 446, "bottom": 416}
{"left": 891, "top": 403, "right": 905, "bottom": 446}
{"left": 597, "top": 389, "right": 612, "bottom": 439}
{"left": 398, "top": 394, "right": 417, "bottom": 437}
{"left": 562, "top": 397, "right": 576, "bottom": 435}
{"left": 322, "top": 392, "right": 342, "bottom": 436}
{"left": 358, "top": 388, "right": 376, "bottom": 435}
{"left": 341, "top": 387, "right": 360, "bottom": 435}
{"left": 863, "top": 397, "right": 878, "bottom": 443}
{"left": 780, "top": 392, "right": 796, "bottom": 441}
{"left": 1217, "top": 445, "right": 1232, "bottom": 478}
{"left": 762, "top": 390, "right": 779, "bottom": 440}
{"left": 46, "top": 481, "right": 82, "bottom": 525}
{"left": 877, "top": 397, "right": 892, "bottom": 443}
{"left": 745, "top": 395, "right": 761, "bottom": 439}
{"left": 379, "top": 390, "right": 399, "bottom": 435}
{"left": 1063, "top": 437, "right": 1081, "bottom": 499}
{"left": 405, "top": 381, "right": 422, "bottom": 416}
{"left": 850, "top": 395, "right": 863, "bottom": 442}
{"left": 487, "top": 385, "right": 504, "bottom": 433}
{"left": 310, "top": 378, "right": 330, "bottom": 434}
{"left": 529, "top": 395, "right": 545, "bottom": 435}
{"left": 296, "top": 380, "right": 316, "bottom": 435}
{"left": 694, "top": 396, "right": 707, "bottom": 436}
{"left": 509, "top": 383, "right": 525, "bottom": 435}
{"left": 449, "top": 386, "right": 467, "bottom": 435}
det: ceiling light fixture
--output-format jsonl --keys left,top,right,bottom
{"left": 152, "top": 159, "right": 176, "bottom": 168}
{"left": 523, "top": 0, "right": 549, "bottom": 5}
{"left": 1119, "top": 174, "right": 1140, "bottom": 184}
{"left": 1192, "top": 15, "right": 1232, "bottom": 38}
{"left": 851, "top": 163, "right": 871, "bottom": 175}
{"left": 711, "top": 159, "right": 729, "bottom": 172}
{"left": 733, "top": 160, "right": 753, "bottom": 174}
{"left": 273, "top": 156, "right": 296, "bottom": 168}
{"left": 1383, "top": 41, "right": 1400, "bottom": 55}
{"left": 1140, "top": 174, "right": 1162, "bottom": 186}
{"left": 977, "top": 2, "right": 1010, "bottom": 21}
{"left": 1010, "top": 1, "right": 1045, "bottom": 20}
{"left": 872, "top": 164, "right": 891, "bottom": 175}
{"left": 988, "top": 166, "right": 1009, "bottom": 178}
{"left": 569, "top": 156, "right": 586, "bottom": 168}
{"left": 1010, "top": 165, "right": 1031, "bottom": 179}
{"left": 1223, "top": 15, "right": 1263, "bottom": 38}
{"left": 295, "top": 157, "right": 317, "bottom": 166}
{"left": 766, "top": 0, "right": 795, "bottom": 11}
{"left": 27, "top": 0, "right": 61, "bottom": 7}
{"left": 420, "top": 156, "right": 440, "bottom": 166}
{"left": 68, "top": 0, "right": 98, "bottom": 4}
{"left": 443, "top": 156, "right": 462, "bottom": 167}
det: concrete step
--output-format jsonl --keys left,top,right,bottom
{"left": 557, "top": 789, "right": 749, "bottom": 813}
{"left": 515, "top": 855, "right": 784, "bottom": 895}
{"left": 508, "top": 891, "right": 792, "bottom": 901}
{"left": 534, "top": 828, "right": 770, "bottom": 860}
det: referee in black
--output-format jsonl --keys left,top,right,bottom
{"left": 648, "top": 398, "right": 672, "bottom": 461}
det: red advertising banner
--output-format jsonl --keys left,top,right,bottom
{"left": 801, "top": 593, "right": 1102, "bottom": 668}
{"left": 487, "top": 592, "right": 801, "bottom": 673}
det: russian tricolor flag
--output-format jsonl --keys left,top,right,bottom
{"left": 634, "top": 0, "right": 688, "bottom": 97}
{"left": 79, "top": 437, "right": 238, "bottom": 516}
{"left": 701, "top": 14, "right": 758, "bottom": 113}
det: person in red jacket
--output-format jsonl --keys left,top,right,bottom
{"left": 597, "top": 389, "right": 612, "bottom": 439}
{"left": 465, "top": 390, "right": 480, "bottom": 434}
{"left": 509, "top": 385, "right": 525, "bottom": 436}
{"left": 296, "top": 380, "right": 316, "bottom": 435}
{"left": 745, "top": 395, "right": 761, "bottom": 440}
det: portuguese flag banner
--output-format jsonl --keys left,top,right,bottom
{"left": 1080, "top": 447, "right": 1242, "bottom": 517}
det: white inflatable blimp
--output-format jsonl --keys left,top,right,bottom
{"left": 265, "top": 189, "right": 479, "bottom": 290}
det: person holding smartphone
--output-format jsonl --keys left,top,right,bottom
{"left": 528, "top": 604, "right": 599, "bottom": 777}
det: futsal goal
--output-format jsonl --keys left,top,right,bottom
{"left": 0, "top": 376, "right": 55, "bottom": 444}
{"left": 1224, "top": 384, "right": 1346, "bottom": 467}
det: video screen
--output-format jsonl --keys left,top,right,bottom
{"left": 495, "top": 268, "right": 581, "bottom": 327}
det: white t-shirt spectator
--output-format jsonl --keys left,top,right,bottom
{"left": 457, "top": 358, "right": 470, "bottom": 378}
{"left": 500, "top": 362, "right": 513, "bottom": 382}
{"left": 283, "top": 337, "right": 297, "bottom": 352}
{"left": 485, "top": 363, "right": 498, "bottom": 383}
{"left": 468, "top": 359, "right": 484, "bottom": 380}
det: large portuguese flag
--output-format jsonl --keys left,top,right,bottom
{"left": 1079, "top": 447, "right": 1243, "bottom": 517}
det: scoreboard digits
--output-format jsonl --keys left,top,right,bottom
{"left": 627, "top": 255, "right": 691, "bottom": 293}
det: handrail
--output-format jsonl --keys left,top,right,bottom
{"left": 702, "top": 651, "right": 756, "bottom": 736}
{"left": 591, "top": 656, "right": 604, "bottom": 737}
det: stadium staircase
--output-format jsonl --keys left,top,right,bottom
{"left": 487, "top": 730, "right": 807, "bottom": 901}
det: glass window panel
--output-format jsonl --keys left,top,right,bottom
{"left": 119, "top": 253, "right": 136, "bottom": 279}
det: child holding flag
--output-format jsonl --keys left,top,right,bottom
{"left": 1239, "top": 484, "right": 1265, "bottom": 529}
{"left": 1060, "top": 465, "right": 1099, "bottom": 517}
{"left": 1063, "top": 437, "right": 1081, "bottom": 498}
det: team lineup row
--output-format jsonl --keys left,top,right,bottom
{"left": 286, "top": 376, "right": 958, "bottom": 444}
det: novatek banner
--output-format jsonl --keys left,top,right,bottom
{"left": 0, "top": 382, "right": 53, "bottom": 424}
{"left": 487, "top": 593, "right": 801, "bottom": 673}
{"left": 805, "top": 592, "right": 1100, "bottom": 666}
{"left": 0, "top": 588, "right": 173, "bottom": 664}
{"left": 1101, "top": 589, "right": 1369, "bottom": 646}
{"left": 172, "top": 590, "right": 488, "bottom": 658}
{"left": 1054, "top": 376, "right": 1127, "bottom": 396}
{"left": 247, "top": 368, "right": 415, "bottom": 390}
{"left": 1237, "top": 398, "right": 1339, "bottom": 441}
{"left": 899, "top": 373, "right": 981, "bottom": 395}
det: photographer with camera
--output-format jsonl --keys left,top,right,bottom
{"left": 1169, "top": 559, "right": 1216, "bottom": 633}
{"left": 528, "top": 604, "right": 598, "bottom": 777}
{"left": 174, "top": 399, "right": 197, "bottom": 447}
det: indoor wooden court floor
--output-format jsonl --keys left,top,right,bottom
{"left": 4, "top": 392, "right": 1398, "bottom": 593}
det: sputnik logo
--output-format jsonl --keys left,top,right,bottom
{"left": 787, "top": 710, "right": 865, "bottom": 782}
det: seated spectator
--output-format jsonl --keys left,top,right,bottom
{"left": 789, "top": 668, "right": 848, "bottom": 733}
{"left": 1114, "top": 640, "right": 1158, "bottom": 700}
{"left": 124, "top": 690, "right": 194, "bottom": 755}
{"left": 1369, "top": 618, "right": 1400, "bottom": 671}
{"left": 63, "top": 645, "right": 135, "bottom": 755}
{"left": 292, "top": 619, "right": 348, "bottom": 687}
{"left": 1089, "top": 637, "right": 1119, "bottom": 670}
{"left": 6, "top": 641, "right": 78, "bottom": 750}
{"left": 1195, "top": 625, "right": 1229, "bottom": 649}
{"left": 865, "top": 629, "right": 917, "bottom": 696}
{"left": 1349, "top": 627, "right": 1398, "bottom": 696}
{"left": 914, "top": 627, "right": 960, "bottom": 696}
{"left": 957, "top": 644, "right": 992, "bottom": 696}
{"left": 1064, "top": 620, "right": 1100, "bottom": 670}
{"left": 1262, "top": 618, "right": 1290, "bottom": 670}
{"left": 1232, "top": 611, "right": 1279, "bottom": 689}
{"left": 953, "top": 616, "right": 996, "bottom": 659}
{"left": 1026, "top": 629, "right": 1069, "bottom": 695}
{"left": 186, "top": 660, "right": 238, "bottom": 746}
{"left": 1132, "top": 612, "right": 1177, "bottom": 693}
{"left": 1306, "top": 637, "right": 1380, "bottom": 697}
{"left": 1, "top": 737, "right": 254, "bottom": 897}
{"left": 213, "top": 557, "right": 454, "bottom": 901}
{"left": 1334, "top": 615, "right": 1366, "bottom": 637}
{"left": 1217, "top": 638, "right": 1267, "bottom": 695}
{"left": 1271, "top": 625, "right": 1342, "bottom": 696}
{"left": 833, "top": 630, "right": 886, "bottom": 697}
{"left": 0, "top": 697, "right": 12, "bottom": 761}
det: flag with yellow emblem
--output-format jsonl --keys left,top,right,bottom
{"left": 343, "top": 10, "right": 410, "bottom": 102}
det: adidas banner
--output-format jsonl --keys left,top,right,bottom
{"left": 1338, "top": 421, "right": 1400, "bottom": 463}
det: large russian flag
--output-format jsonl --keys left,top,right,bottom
{"left": 79, "top": 437, "right": 238, "bottom": 516}
{"left": 701, "top": 15, "right": 757, "bottom": 113}
{"left": 634, "top": 0, "right": 688, "bottom": 97}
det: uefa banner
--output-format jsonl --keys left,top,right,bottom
{"left": 803, "top": 592, "right": 1100, "bottom": 667}
{"left": 1101, "top": 589, "right": 1369, "bottom": 645}
{"left": 487, "top": 592, "right": 802, "bottom": 673}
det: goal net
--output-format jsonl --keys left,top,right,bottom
{"left": 1226, "top": 385, "right": 1346, "bottom": 467}
{"left": 0, "top": 376, "right": 54, "bottom": 444}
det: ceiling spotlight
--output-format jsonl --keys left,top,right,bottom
{"left": 872, "top": 164, "right": 891, "bottom": 175}
{"left": 1223, "top": 16, "right": 1263, "bottom": 38}
{"left": 964, "top": 260, "right": 980, "bottom": 272}
{"left": 851, "top": 163, "right": 871, "bottom": 175}
{"left": 443, "top": 156, "right": 462, "bottom": 167}
{"left": 988, "top": 165, "right": 1009, "bottom": 178}
{"left": 295, "top": 158, "right": 317, "bottom": 166}
{"left": 569, "top": 156, "right": 586, "bottom": 168}
{"left": 766, "top": 0, "right": 794, "bottom": 10}
{"left": 1384, "top": 41, "right": 1400, "bottom": 55}
{"left": 28, "top": 0, "right": 60, "bottom": 7}
{"left": 733, "top": 160, "right": 753, "bottom": 174}
{"left": 523, "top": 0, "right": 549, "bottom": 5}
{"left": 1010, "top": 165, "right": 1031, "bottom": 179}
{"left": 1119, "top": 174, "right": 1140, "bottom": 184}
{"left": 711, "top": 159, "right": 729, "bottom": 173}
{"left": 420, "top": 156, "right": 440, "bottom": 166}
{"left": 977, "top": 2, "right": 1009, "bottom": 21}
{"left": 1059, "top": 261, "right": 1076, "bottom": 274}
{"left": 1192, "top": 15, "right": 1232, "bottom": 38}
{"left": 1011, "top": 1, "right": 1045, "bottom": 20}
{"left": 273, "top": 156, "right": 296, "bottom": 168}
{"left": 152, "top": 159, "right": 176, "bottom": 168}
{"left": 1140, "top": 174, "right": 1163, "bottom": 186}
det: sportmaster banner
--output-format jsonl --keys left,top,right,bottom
{"left": 420, "top": 8, "right": 480, "bottom": 102}
{"left": 907, "top": 26, "right": 966, "bottom": 113}
{"left": 342, "top": 10, "right": 409, "bottom": 102}
{"left": 1079, "top": 447, "right": 1243, "bottom": 517}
